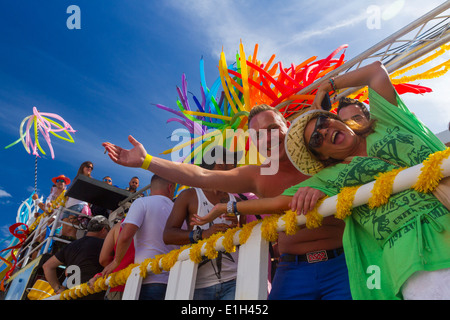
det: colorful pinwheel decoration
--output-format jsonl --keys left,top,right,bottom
{"left": 5, "top": 107, "right": 76, "bottom": 159}
{"left": 156, "top": 42, "right": 349, "bottom": 166}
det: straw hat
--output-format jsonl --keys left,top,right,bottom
{"left": 285, "top": 109, "right": 340, "bottom": 176}
{"left": 51, "top": 174, "right": 71, "bottom": 185}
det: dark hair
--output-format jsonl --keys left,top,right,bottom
{"left": 130, "top": 176, "right": 139, "bottom": 181}
{"left": 248, "top": 104, "right": 287, "bottom": 126}
{"left": 77, "top": 161, "right": 93, "bottom": 176}
{"left": 200, "top": 147, "right": 239, "bottom": 170}
{"left": 87, "top": 217, "right": 110, "bottom": 232}
{"left": 337, "top": 97, "right": 371, "bottom": 120}
{"left": 150, "top": 174, "right": 173, "bottom": 188}
{"left": 337, "top": 97, "right": 376, "bottom": 137}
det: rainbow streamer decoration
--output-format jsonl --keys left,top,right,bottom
{"left": 156, "top": 42, "right": 349, "bottom": 166}
{"left": 5, "top": 107, "right": 76, "bottom": 159}
{"left": 156, "top": 41, "right": 448, "bottom": 173}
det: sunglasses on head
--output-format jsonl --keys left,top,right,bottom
{"left": 308, "top": 114, "right": 331, "bottom": 150}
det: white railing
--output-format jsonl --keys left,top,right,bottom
{"left": 45, "top": 151, "right": 450, "bottom": 300}
{"left": 14, "top": 204, "right": 93, "bottom": 271}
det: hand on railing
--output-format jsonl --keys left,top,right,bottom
{"left": 289, "top": 187, "right": 326, "bottom": 215}
{"left": 101, "top": 259, "right": 120, "bottom": 278}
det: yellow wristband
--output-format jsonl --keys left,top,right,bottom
{"left": 141, "top": 154, "right": 153, "bottom": 170}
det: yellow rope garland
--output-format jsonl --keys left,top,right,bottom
{"left": 368, "top": 167, "right": 406, "bottom": 209}
{"left": 335, "top": 186, "right": 360, "bottom": 220}
{"left": 390, "top": 43, "right": 450, "bottom": 78}
{"left": 139, "top": 257, "right": 152, "bottom": 279}
{"left": 412, "top": 148, "right": 450, "bottom": 193}
{"left": 304, "top": 197, "right": 326, "bottom": 229}
{"left": 282, "top": 210, "right": 299, "bottom": 235}
{"left": 347, "top": 44, "right": 450, "bottom": 104}
{"left": 205, "top": 233, "right": 224, "bottom": 260}
{"left": 161, "top": 247, "right": 184, "bottom": 271}
{"left": 189, "top": 239, "right": 206, "bottom": 264}
{"left": 28, "top": 191, "right": 67, "bottom": 232}
{"left": 238, "top": 220, "right": 259, "bottom": 245}
{"left": 222, "top": 227, "right": 239, "bottom": 253}
{"left": 151, "top": 255, "right": 164, "bottom": 275}
{"left": 391, "top": 62, "right": 450, "bottom": 84}
{"left": 260, "top": 214, "right": 281, "bottom": 242}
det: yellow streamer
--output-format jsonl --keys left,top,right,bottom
{"left": 282, "top": 210, "right": 299, "bottom": 236}
{"left": 412, "top": 148, "right": 450, "bottom": 193}
{"left": 391, "top": 43, "right": 450, "bottom": 78}
{"left": 222, "top": 227, "right": 239, "bottom": 253}
{"left": 239, "top": 41, "right": 251, "bottom": 111}
{"left": 368, "top": 167, "right": 406, "bottom": 209}
{"left": 305, "top": 197, "right": 326, "bottom": 229}
{"left": 335, "top": 186, "right": 360, "bottom": 220}
{"left": 238, "top": 220, "right": 259, "bottom": 244}
{"left": 260, "top": 214, "right": 281, "bottom": 242}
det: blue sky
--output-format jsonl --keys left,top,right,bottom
{"left": 0, "top": 0, "right": 449, "bottom": 244}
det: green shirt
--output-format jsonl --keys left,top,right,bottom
{"left": 283, "top": 88, "right": 450, "bottom": 299}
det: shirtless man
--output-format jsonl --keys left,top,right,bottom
{"left": 102, "top": 104, "right": 351, "bottom": 300}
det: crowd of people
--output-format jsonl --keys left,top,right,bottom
{"left": 29, "top": 62, "right": 449, "bottom": 300}
{"left": 28, "top": 161, "right": 148, "bottom": 299}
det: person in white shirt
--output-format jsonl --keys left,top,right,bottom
{"left": 101, "top": 174, "right": 177, "bottom": 300}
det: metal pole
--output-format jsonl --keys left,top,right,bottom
{"left": 277, "top": 1, "right": 450, "bottom": 113}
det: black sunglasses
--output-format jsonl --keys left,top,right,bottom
{"left": 308, "top": 114, "right": 331, "bottom": 149}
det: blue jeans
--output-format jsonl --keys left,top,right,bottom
{"left": 268, "top": 253, "right": 352, "bottom": 300}
{"left": 139, "top": 283, "right": 167, "bottom": 300}
{"left": 193, "top": 279, "right": 236, "bottom": 300}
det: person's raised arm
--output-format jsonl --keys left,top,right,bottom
{"left": 103, "top": 135, "right": 259, "bottom": 194}
{"left": 312, "top": 61, "right": 397, "bottom": 110}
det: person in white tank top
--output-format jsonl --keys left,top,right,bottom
{"left": 163, "top": 146, "right": 242, "bottom": 300}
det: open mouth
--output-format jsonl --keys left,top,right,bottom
{"left": 331, "top": 130, "right": 344, "bottom": 145}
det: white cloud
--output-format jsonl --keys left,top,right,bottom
{"left": 282, "top": 15, "right": 367, "bottom": 47}
{"left": 0, "top": 225, "right": 12, "bottom": 245}
{"left": 0, "top": 189, "right": 12, "bottom": 198}
{"left": 403, "top": 75, "right": 450, "bottom": 134}
{"left": 165, "top": 0, "right": 445, "bottom": 61}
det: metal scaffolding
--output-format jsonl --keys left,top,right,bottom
{"left": 277, "top": 1, "right": 450, "bottom": 120}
